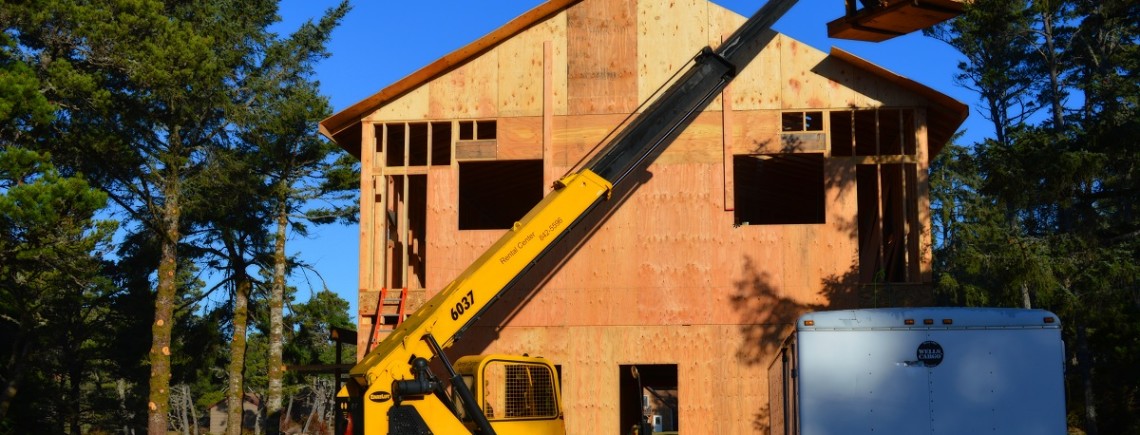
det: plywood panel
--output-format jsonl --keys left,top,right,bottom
{"left": 549, "top": 112, "right": 726, "bottom": 169}
{"left": 566, "top": 0, "right": 638, "bottom": 115}
{"left": 428, "top": 52, "right": 498, "bottom": 119}
{"left": 497, "top": 116, "right": 543, "bottom": 160}
{"left": 637, "top": 0, "right": 708, "bottom": 105}
{"left": 779, "top": 36, "right": 829, "bottom": 110}
{"left": 367, "top": 85, "right": 431, "bottom": 122}
{"left": 730, "top": 31, "right": 783, "bottom": 111}
{"left": 423, "top": 165, "right": 459, "bottom": 293}
{"left": 496, "top": 14, "right": 569, "bottom": 117}
{"left": 551, "top": 113, "right": 630, "bottom": 167}
{"left": 722, "top": 86, "right": 735, "bottom": 210}
{"left": 496, "top": 34, "right": 543, "bottom": 118}
{"left": 732, "top": 110, "right": 781, "bottom": 154}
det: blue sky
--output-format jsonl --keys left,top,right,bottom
{"left": 278, "top": 0, "right": 987, "bottom": 317}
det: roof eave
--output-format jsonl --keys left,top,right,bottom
{"left": 319, "top": 0, "right": 584, "bottom": 145}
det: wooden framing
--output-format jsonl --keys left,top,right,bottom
{"left": 323, "top": 0, "right": 967, "bottom": 432}
{"left": 828, "top": 0, "right": 967, "bottom": 43}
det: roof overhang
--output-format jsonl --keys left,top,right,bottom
{"left": 828, "top": 47, "right": 968, "bottom": 158}
{"left": 320, "top": 1, "right": 967, "bottom": 161}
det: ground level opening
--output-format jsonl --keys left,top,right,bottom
{"left": 619, "top": 364, "right": 678, "bottom": 434}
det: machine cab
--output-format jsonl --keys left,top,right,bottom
{"left": 452, "top": 354, "right": 566, "bottom": 435}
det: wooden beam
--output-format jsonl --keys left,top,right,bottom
{"left": 827, "top": 0, "right": 966, "bottom": 43}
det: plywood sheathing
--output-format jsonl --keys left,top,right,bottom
{"left": 567, "top": 0, "right": 638, "bottom": 115}
{"left": 637, "top": 0, "right": 708, "bottom": 106}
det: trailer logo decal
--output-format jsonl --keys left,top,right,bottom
{"left": 369, "top": 391, "right": 392, "bottom": 403}
{"left": 917, "top": 341, "right": 944, "bottom": 367}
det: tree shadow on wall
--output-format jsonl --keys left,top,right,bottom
{"left": 732, "top": 255, "right": 861, "bottom": 432}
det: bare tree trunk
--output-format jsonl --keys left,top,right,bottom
{"left": 302, "top": 378, "right": 331, "bottom": 435}
{"left": 118, "top": 379, "right": 134, "bottom": 435}
{"left": 1020, "top": 282, "right": 1032, "bottom": 309}
{"left": 170, "top": 384, "right": 192, "bottom": 435}
{"left": 148, "top": 194, "right": 181, "bottom": 435}
{"left": 226, "top": 273, "right": 252, "bottom": 435}
{"left": 283, "top": 395, "right": 294, "bottom": 432}
{"left": 267, "top": 207, "right": 288, "bottom": 435}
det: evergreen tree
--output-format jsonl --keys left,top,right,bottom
{"left": 930, "top": 1, "right": 1139, "bottom": 432}
{"left": 232, "top": 3, "right": 353, "bottom": 430}
{"left": 0, "top": 148, "right": 114, "bottom": 433}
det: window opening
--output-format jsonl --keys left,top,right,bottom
{"left": 459, "top": 120, "right": 475, "bottom": 141}
{"left": 853, "top": 110, "right": 877, "bottom": 156}
{"left": 431, "top": 122, "right": 452, "bottom": 165}
{"left": 733, "top": 153, "right": 825, "bottom": 225}
{"left": 459, "top": 160, "right": 543, "bottom": 230}
{"left": 902, "top": 110, "right": 917, "bottom": 155}
{"left": 408, "top": 122, "right": 429, "bottom": 166}
{"left": 830, "top": 111, "right": 853, "bottom": 156}
{"left": 385, "top": 124, "right": 406, "bottom": 167}
{"left": 781, "top": 111, "right": 823, "bottom": 132}
{"left": 476, "top": 120, "right": 497, "bottom": 140}
{"left": 879, "top": 109, "right": 902, "bottom": 155}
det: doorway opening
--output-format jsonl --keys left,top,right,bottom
{"left": 619, "top": 364, "right": 678, "bottom": 434}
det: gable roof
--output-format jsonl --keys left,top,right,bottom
{"left": 320, "top": 0, "right": 966, "bottom": 159}
{"left": 319, "top": 0, "right": 584, "bottom": 147}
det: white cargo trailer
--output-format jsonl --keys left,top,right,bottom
{"left": 768, "top": 307, "right": 1066, "bottom": 435}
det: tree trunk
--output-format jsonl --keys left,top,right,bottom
{"left": 226, "top": 272, "right": 252, "bottom": 435}
{"left": 1040, "top": 7, "right": 1065, "bottom": 130}
{"left": 118, "top": 379, "right": 133, "bottom": 435}
{"left": 0, "top": 333, "right": 28, "bottom": 421}
{"left": 68, "top": 350, "right": 83, "bottom": 435}
{"left": 148, "top": 196, "right": 181, "bottom": 435}
{"left": 266, "top": 206, "right": 288, "bottom": 435}
{"left": 1076, "top": 321, "right": 1099, "bottom": 435}
{"left": 1020, "top": 282, "right": 1032, "bottom": 309}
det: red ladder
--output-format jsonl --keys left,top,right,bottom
{"left": 366, "top": 287, "right": 408, "bottom": 354}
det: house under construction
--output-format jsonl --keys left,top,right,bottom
{"left": 318, "top": 0, "right": 967, "bottom": 432}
